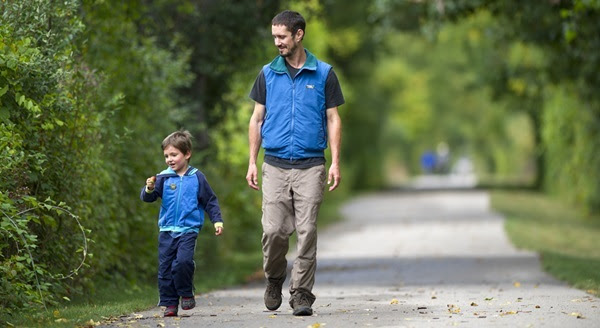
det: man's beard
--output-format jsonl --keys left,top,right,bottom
{"left": 280, "top": 42, "right": 298, "bottom": 57}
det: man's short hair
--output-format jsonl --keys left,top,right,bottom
{"left": 272, "top": 10, "right": 306, "bottom": 39}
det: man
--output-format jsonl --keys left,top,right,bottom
{"left": 246, "top": 10, "right": 344, "bottom": 316}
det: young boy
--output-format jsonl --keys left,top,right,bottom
{"left": 141, "top": 130, "right": 224, "bottom": 317}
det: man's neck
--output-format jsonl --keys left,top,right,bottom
{"left": 285, "top": 47, "right": 306, "bottom": 69}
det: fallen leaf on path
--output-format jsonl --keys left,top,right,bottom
{"left": 570, "top": 312, "right": 585, "bottom": 319}
{"left": 470, "top": 302, "right": 478, "bottom": 306}
{"left": 513, "top": 282, "right": 521, "bottom": 287}
{"left": 85, "top": 319, "right": 99, "bottom": 326}
{"left": 390, "top": 299, "right": 399, "bottom": 304}
{"left": 500, "top": 311, "right": 517, "bottom": 316}
{"left": 307, "top": 323, "right": 326, "bottom": 328}
{"left": 535, "top": 305, "right": 541, "bottom": 308}
{"left": 484, "top": 297, "right": 493, "bottom": 301}
{"left": 447, "top": 304, "right": 461, "bottom": 314}
{"left": 269, "top": 314, "right": 277, "bottom": 318}
{"left": 157, "top": 323, "right": 165, "bottom": 327}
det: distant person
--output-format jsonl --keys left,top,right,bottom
{"left": 421, "top": 150, "right": 436, "bottom": 174}
{"left": 246, "top": 10, "right": 345, "bottom": 316}
{"left": 141, "top": 130, "right": 224, "bottom": 317}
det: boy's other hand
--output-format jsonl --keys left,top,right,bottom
{"left": 215, "top": 226, "right": 223, "bottom": 236}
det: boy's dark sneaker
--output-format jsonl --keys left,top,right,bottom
{"left": 264, "top": 279, "right": 283, "bottom": 311}
{"left": 164, "top": 305, "right": 178, "bottom": 317}
{"left": 181, "top": 297, "right": 196, "bottom": 310}
{"left": 290, "top": 293, "right": 313, "bottom": 316}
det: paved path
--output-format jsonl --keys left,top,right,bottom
{"left": 103, "top": 191, "right": 599, "bottom": 327}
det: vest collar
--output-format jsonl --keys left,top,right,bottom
{"left": 269, "top": 49, "right": 317, "bottom": 74}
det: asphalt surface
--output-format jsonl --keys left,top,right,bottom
{"left": 101, "top": 190, "right": 599, "bottom": 328}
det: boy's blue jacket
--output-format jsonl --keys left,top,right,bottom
{"left": 140, "top": 166, "right": 222, "bottom": 230}
{"left": 261, "top": 49, "right": 331, "bottom": 160}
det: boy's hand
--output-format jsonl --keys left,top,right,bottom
{"left": 146, "top": 176, "right": 156, "bottom": 191}
{"left": 215, "top": 226, "right": 223, "bottom": 236}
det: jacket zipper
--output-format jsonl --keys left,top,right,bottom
{"left": 175, "top": 175, "right": 183, "bottom": 226}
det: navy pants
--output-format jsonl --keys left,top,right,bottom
{"left": 158, "top": 231, "right": 198, "bottom": 306}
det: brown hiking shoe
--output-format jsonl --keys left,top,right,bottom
{"left": 290, "top": 293, "right": 313, "bottom": 316}
{"left": 264, "top": 279, "right": 283, "bottom": 311}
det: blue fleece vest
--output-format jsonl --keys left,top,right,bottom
{"left": 261, "top": 50, "right": 331, "bottom": 160}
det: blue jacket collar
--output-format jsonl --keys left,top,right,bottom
{"left": 159, "top": 166, "right": 197, "bottom": 176}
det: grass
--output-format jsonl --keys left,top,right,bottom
{"left": 490, "top": 190, "right": 600, "bottom": 296}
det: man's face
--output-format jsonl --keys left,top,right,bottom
{"left": 272, "top": 24, "right": 300, "bottom": 57}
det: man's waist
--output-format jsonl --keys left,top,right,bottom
{"left": 264, "top": 155, "right": 325, "bottom": 169}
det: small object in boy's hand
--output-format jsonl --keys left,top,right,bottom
{"left": 147, "top": 176, "right": 157, "bottom": 190}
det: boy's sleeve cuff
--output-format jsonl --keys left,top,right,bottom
{"left": 214, "top": 222, "right": 224, "bottom": 229}
{"left": 145, "top": 187, "right": 154, "bottom": 193}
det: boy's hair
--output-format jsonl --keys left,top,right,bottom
{"left": 272, "top": 10, "right": 305, "bottom": 39}
{"left": 162, "top": 130, "right": 193, "bottom": 156}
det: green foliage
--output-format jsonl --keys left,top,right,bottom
{"left": 0, "top": 192, "right": 89, "bottom": 315}
{"left": 543, "top": 85, "right": 600, "bottom": 215}
{"left": 343, "top": 0, "right": 600, "bottom": 215}
{"left": 0, "top": 0, "right": 98, "bottom": 313}
{"left": 0, "top": 0, "right": 190, "bottom": 316}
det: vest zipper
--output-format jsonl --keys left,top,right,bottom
{"left": 289, "top": 72, "right": 296, "bottom": 161}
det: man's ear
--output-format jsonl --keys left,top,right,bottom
{"left": 295, "top": 29, "right": 304, "bottom": 41}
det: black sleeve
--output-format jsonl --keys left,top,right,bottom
{"left": 325, "top": 68, "right": 345, "bottom": 109}
{"left": 249, "top": 70, "right": 266, "bottom": 105}
{"left": 197, "top": 173, "right": 223, "bottom": 224}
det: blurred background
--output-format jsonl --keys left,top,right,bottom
{"left": 1, "top": 0, "right": 599, "bottom": 321}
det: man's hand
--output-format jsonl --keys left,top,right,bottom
{"left": 327, "top": 163, "right": 341, "bottom": 191}
{"left": 246, "top": 164, "right": 260, "bottom": 190}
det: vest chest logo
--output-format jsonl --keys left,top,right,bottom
{"left": 170, "top": 183, "right": 177, "bottom": 190}
{"left": 306, "top": 84, "right": 315, "bottom": 89}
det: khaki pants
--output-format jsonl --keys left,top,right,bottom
{"left": 261, "top": 162, "right": 326, "bottom": 303}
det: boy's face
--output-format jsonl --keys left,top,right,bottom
{"left": 163, "top": 145, "right": 191, "bottom": 176}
